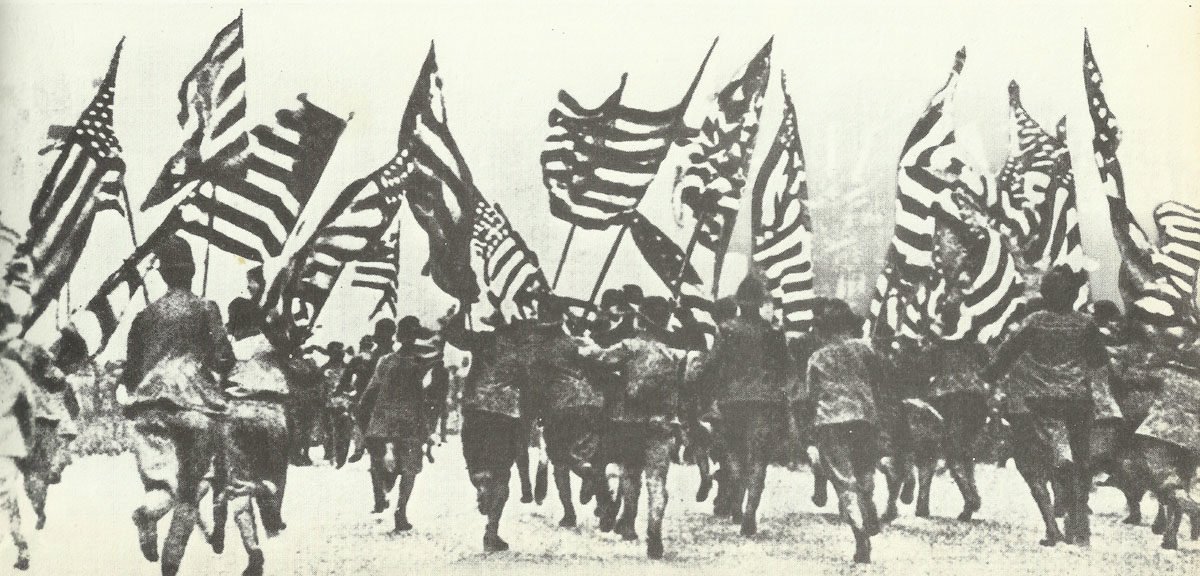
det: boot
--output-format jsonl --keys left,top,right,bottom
{"left": 132, "top": 507, "right": 159, "bottom": 562}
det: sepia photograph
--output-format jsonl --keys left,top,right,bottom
{"left": 0, "top": 0, "right": 1198, "bottom": 574}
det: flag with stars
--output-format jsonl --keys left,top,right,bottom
{"left": 468, "top": 201, "right": 549, "bottom": 326}
{"left": 15, "top": 39, "right": 128, "bottom": 329}
{"left": 672, "top": 39, "right": 772, "bottom": 259}
{"left": 750, "top": 75, "right": 814, "bottom": 336}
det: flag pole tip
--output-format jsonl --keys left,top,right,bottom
{"left": 953, "top": 46, "right": 967, "bottom": 71}
{"left": 1008, "top": 80, "right": 1020, "bottom": 101}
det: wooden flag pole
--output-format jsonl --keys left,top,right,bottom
{"left": 119, "top": 183, "right": 150, "bottom": 304}
{"left": 551, "top": 223, "right": 576, "bottom": 290}
{"left": 201, "top": 182, "right": 216, "bottom": 297}
{"left": 587, "top": 224, "right": 628, "bottom": 303}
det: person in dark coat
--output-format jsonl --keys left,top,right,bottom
{"left": 319, "top": 342, "right": 354, "bottom": 468}
{"left": 521, "top": 294, "right": 605, "bottom": 528}
{"left": 444, "top": 311, "right": 529, "bottom": 552}
{"left": 983, "top": 265, "right": 1106, "bottom": 547}
{"left": 214, "top": 297, "right": 291, "bottom": 576}
{"left": 346, "top": 321, "right": 395, "bottom": 467}
{"left": 358, "top": 316, "right": 440, "bottom": 532}
{"left": 804, "top": 304, "right": 885, "bottom": 563}
{"left": 702, "top": 276, "right": 791, "bottom": 537}
{"left": 121, "top": 236, "right": 234, "bottom": 576}
{"left": 578, "top": 296, "right": 684, "bottom": 560}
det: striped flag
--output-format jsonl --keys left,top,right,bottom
{"left": 171, "top": 96, "right": 347, "bottom": 261}
{"left": 15, "top": 40, "right": 128, "bottom": 329}
{"left": 541, "top": 41, "right": 714, "bottom": 229}
{"left": 1152, "top": 201, "right": 1200, "bottom": 298}
{"left": 469, "top": 202, "right": 549, "bottom": 325}
{"left": 1083, "top": 30, "right": 1123, "bottom": 196}
{"left": 1083, "top": 32, "right": 1192, "bottom": 330}
{"left": 673, "top": 39, "right": 772, "bottom": 256}
{"left": 143, "top": 13, "right": 249, "bottom": 210}
{"left": 627, "top": 211, "right": 716, "bottom": 350}
{"left": 283, "top": 43, "right": 478, "bottom": 334}
{"left": 750, "top": 75, "right": 814, "bottom": 336}
{"left": 997, "top": 82, "right": 1089, "bottom": 307}
{"left": 350, "top": 224, "right": 401, "bottom": 319}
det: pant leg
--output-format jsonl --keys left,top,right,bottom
{"left": 817, "top": 423, "right": 868, "bottom": 532}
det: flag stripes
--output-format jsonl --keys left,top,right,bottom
{"left": 750, "top": 76, "right": 813, "bottom": 336}
{"left": 1152, "top": 201, "right": 1200, "bottom": 297}
{"left": 542, "top": 74, "right": 691, "bottom": 229}
{"left": 470, "top": 202, "right": 548, "bottom": 323}
{"left": 16, "top": 40, "right": 128, "bottom": 329}
{"left": 674, "top": 39, "right": 772, "bottom": 252}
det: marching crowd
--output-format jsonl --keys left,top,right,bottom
{"left": 1, "top": 237, "right": 1199, "bottom": 574}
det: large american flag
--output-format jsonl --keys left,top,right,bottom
{"left": 349, "top": 223, "right": 402, "bottom": 319}
{"left": 15, "top": 39, "right": 128, "bottom": 330}
{"left": 673, "top": 39, "right": 772, "bottom": 257}
{"left": 750, "top": 75, "right": 814, "bottom": 337}
{"left": 282, "top": 44, "right": 479, "bottom": 335}
{"left": 541, "top": 41, "right": 714, "bottom": 230}
{"left": 469, "top": 202, "right": 548, "bottom": 325}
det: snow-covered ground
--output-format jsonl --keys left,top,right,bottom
{"left": 6, "top": 437, "right": 1198, "bottom": 575}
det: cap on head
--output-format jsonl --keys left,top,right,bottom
{"left": 734, "top": 275, "right": 767, "bottom": 307}
{"left": 641, "top": 296, "right": 670, "bottom": 327}
{"left": 155, "top": 235, "right": 194, "bottom": 270}
{"left": 395, "top": 315, "right": 421, "bottom": 341}
{"left": 374, "top": 318, "right": 396, "bottom": 340}
{"left": 622, "top": 284, "right": 644, "bottom": 307}
{"left": 600, "top": 288, "right": 627, "bottom": 311}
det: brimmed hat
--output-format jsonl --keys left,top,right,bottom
{"left": 155, "top": 235, "right": 194, "bottom": 271}
{"left": 734, "top": 275, "right": 767, "bottom": 307}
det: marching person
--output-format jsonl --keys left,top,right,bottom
{"left": 121, "top": 236, "right": 234, "bottom": 576}
{"left": 0, "top": 301, "right": 35, "bottom": 571}
{"left": 983, "top": 265, "right": 1106, "bottom": 547}
{"left": 804, "top": 302, "right": 885, "bottom": 564}
{"left": 347, "top": 321, "right": 396, "bottom": 469}
{"left": 216, "top": 297, "right": 291, "bottom": 576}
{"left": 358, "top": 316, "right": 441, "bottom": 533}
{"left": 577, "top": 295, "right": 684, "bottom": 560}
{"left": 445, "top": 309, "right": 529, "bottom": 552}
{"left": 319, "top": 341, "right": 354, "bottom": 468}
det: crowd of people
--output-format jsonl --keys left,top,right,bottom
{"left": 1, "top": 237, "right": 1199, "bottom": 574}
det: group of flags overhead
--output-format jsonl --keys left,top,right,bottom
{"left": 6, "top": 17, "right": 1198, "bottom": 365}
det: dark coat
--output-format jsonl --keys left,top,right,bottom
{"left": 361, "top": 348, "right": 436, "bottom": 439}
{"left": 579, "top": 330, "right": 683, "bottom": 423}
{"left": 122, "top": 288, "right": 233, "bottom": 414}
{"left": 446, "top": 321, "right": 530, "bottom": 419}
{"left": 524, "top": 322, "right": 603, "bottom": 415}
{"left": 1136, "top": 363, "right": 1200, "bottom": 453}
{"left": 805, "top": 337, "right": 886, "bottom": 428}
{"left": 706, "top": 315, "right": 790, "bottom": 406}
{"left": 985, "top": 310, "right": 1107, "bottom": 408}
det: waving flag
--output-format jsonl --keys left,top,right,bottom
{"left": 469, "top": 202, "right": 548, "bottom": 325}
{"left": 627, "top": 211, "right": 715, "bottom": 349}
{"left": 673, "top": 39, "right": 772, "bottom": 257}
{"left": 143, "top": 13, "right": 249, "bottom": 210}
{"left": 750, "top": 75, "right": 814, "bottom": 336}
{"left": 1152, "top": 201, "right": 1200, "bottom": 299}
{"left": 15, "top": 40, "right": 128, "bottom": 329}
{"left": 282, "top": 44, "right": 479, "bottom": 333}
{"left": 541, "top": 40, "right": 715, "bottom": 229}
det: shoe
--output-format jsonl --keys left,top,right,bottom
{"left": 483, "top": 533, "right": 509, "bottom": 552}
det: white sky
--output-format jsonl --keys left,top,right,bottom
{"left": 2, "top": 0, "right": 1199, "bottom": 350}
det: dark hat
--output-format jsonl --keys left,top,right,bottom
{"left": 734, "top": 275, "right": 767, "bottom": 306}
{"left": 395, "top": 315, "right": 421, "bottom": 340}
{"left": 374, "top": 318, "right": 396, "bottom": 338}
{"left": 641, "top": 296, "right": 671, "bottom": 327}
{"left": 1092, "top": 300, "right": 1121, "bottom": 323}
{"left": 155, "top": 235, "right": 194, "bottom": 270}
{"left": 600, "top": 288, "right": 627, "bottom": 310}
{"left": 1040, "top": 265, "right": 1087, "bottom": 309}
{"left": 327, "top": 341, "right": 344, "bottom": 354}
{"left": 714, "top": 297, "right": 738, "bottom": 322}
{"left": 622, "top": 284, "right": 645, "bottom": 306}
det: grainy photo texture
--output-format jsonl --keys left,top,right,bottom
{"left": 0, "top": 1, "right": 1198, "bottom": 575}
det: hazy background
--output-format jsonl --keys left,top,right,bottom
{"left": 2, "top": 0, "right": 1198, "bottom": 350}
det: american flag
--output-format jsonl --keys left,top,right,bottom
{"left": 626, "top": 211, "right": 716, "bottom": 350}
{"left": 469, "top": 202, "right": 548, "bottom": 325}
{"left": 1151, "top": 201, "right": 1200, "bottom": 300}
{"left": 282, "top": 43, "right": 479, "bottom": 335}
{"left": 673, "top": 39, "right": 772, "bottom": 257}
{"left": 541, "top": 40, "right": 714, "bottom": 229}
{"left": 750, "top": 75, "right": 814, "bottom": 337}
{"left": 996, "top": 82, "right": 1088, "bottom": 308}
{"left": 15, "top": 39, "right": 128, "bottom": 330}
{"left": 350, "top": 223, "right": 401, "bottom": 319}
{"left": 1083, "top": 30, "right": 1123, "bottom": 196}
{"left": 143, "top": 13, "right": 249, "bottom": 211}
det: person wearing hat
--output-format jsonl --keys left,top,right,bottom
{"left": 804, "top": 300, "right": 884, "bottom": 563}
{"left": 698, "top": 275, "right": 790, "bottom": 537}
{"left": 577, "top": 294, "right": 684, "bottom": 559}
{"left": 520, "top": 294, "right": 605, "bottom": 528}
{"left": 357, "top": 315, "right": 440, "bottom": 532}
{"left": 344, "top": 321, "right": 396, "bottom": 469}
{"left": 319, "top": 341, "right": 354, "bottom": 468}
{"left": 211, "top": 297, "right": 291, "bottom": 576}
{"left": 983, "top": 265, "right": 1106, "bottom": 547}
{"left": 121, "top": 235, "right": 234, "bottom": 576}
{"left": 0, "top": 300, "right": 35, "bottom": 570}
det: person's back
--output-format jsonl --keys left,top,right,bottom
{"left": 125, "top": 288, "right": 232, "bottom": 413}
{"left": 712, "top": 315, "right": 789, "bottom": 406}
{"left": 807, "top": 338, "right": 880, "bottom": 428}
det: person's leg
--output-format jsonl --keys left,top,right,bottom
{"left": 393, "top": 439, "right": 422, "bottom": 532}
{"left": 366, "top": 439, "right": 389, "bottom": 513}
{"left": 1011, "top": 415, "right": 1065, "bottom": 546}
{"left": 1, "top": 458, "right": 30, "bottom": 570}
{"left": 1064, "top": 402, "right": 1093, "bottom": 545}
{"left": 643, "top": 427, "right": 672, "bottom": 559}
{"left": 818, "top": 424, "right": 869, "bottom": 563}
{"left": 131, "top": 410, "right": 180, "bottom": 563}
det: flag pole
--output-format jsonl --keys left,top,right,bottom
{"left": 550, "top": 223, "right": 575, "bottom": 290}
{"left": 119, "top": 183, "right": 151, "bottom": 304}
{"left": 585, "top": 38, "right": 717, "bottom": 304}
{"left": 670, "top": 215, "right": 706, "bottom": 300}
{"left": 201, "top": 182, "right": 216, "bottom": 297}
{"left": 587, "top": 225, "right": 628, "bottom": 303}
